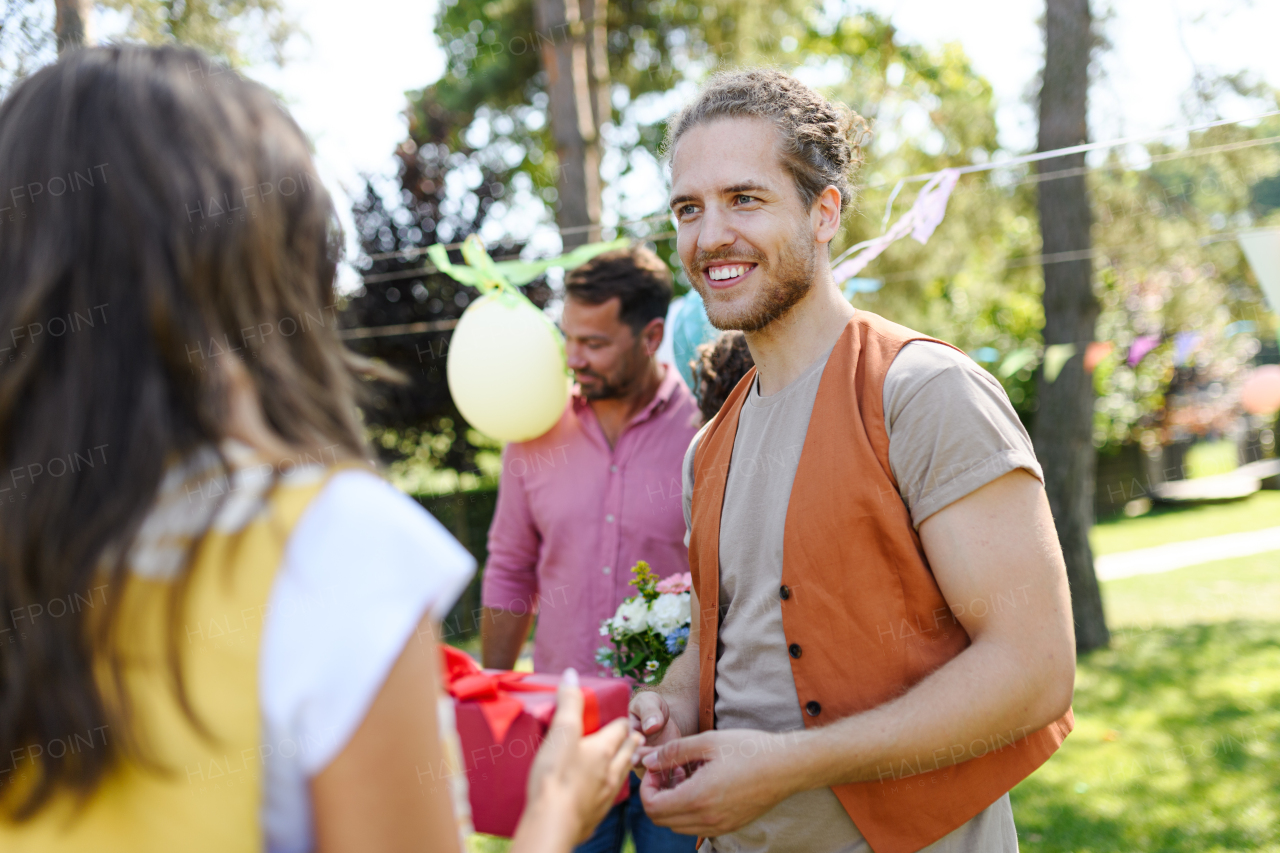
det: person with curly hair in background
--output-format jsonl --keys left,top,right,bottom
{"left": 691, "top": 332, "right": 755, "bottom": 425}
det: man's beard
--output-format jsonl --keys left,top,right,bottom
{"left": 576, "top": 341, "right": 643, "bottom": 401}
{"left": 692, "top": 228, "right": 817, "bottom": 333}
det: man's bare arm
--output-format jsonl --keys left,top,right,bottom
{"left": 781, "top": 469, "right": 1074, "bottom": 786}
{"left": 481, "top": 606, "right": 535, "bottom": 670}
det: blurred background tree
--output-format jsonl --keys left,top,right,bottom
{"left": 96, "top": 0, "right": 296, "bottom": 66}
{"left": 350, "top": 1, "right": 1047, "bottom": 489}
{"left": 1, "top": 0, "right": 295, "bottom": 95}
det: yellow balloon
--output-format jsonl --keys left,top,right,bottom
{"left": 446, "top": 292, "right": 571, "bottom": 442}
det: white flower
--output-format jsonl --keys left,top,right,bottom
{"left": 599, "top": 621, "right": 612, "bottom": 637}
{"left": 649, "top": 592, "right": 691, "bottom": 636}
{"left": 612, "top": 597, "right": 649, "bottom": 635}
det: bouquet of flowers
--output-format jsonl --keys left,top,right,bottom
{"left": 595, "top": 561, "right": 692, "bottom": 684}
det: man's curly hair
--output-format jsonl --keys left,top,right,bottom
{"left": 692, "top": 331, "right": 756, "bottom": 424}
{"left": 663, "top": 67, "right": 872, "bottom": 215}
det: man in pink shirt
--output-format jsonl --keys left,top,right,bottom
{"left": 481, "top": 246, "right": 699, "bottom": 675}
{"left": 481, "top": 246, "right": 700, "bottom": 852}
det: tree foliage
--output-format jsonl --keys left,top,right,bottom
{"left": 356, "top": 0, "right": 1280, "bottom": 491}
{"left": 0, "top": 1, "right": 54, "bottom": 94}
{"left": 98, "top": 0, "right": 295, "bottom": 68}
{"left": 0, "top": 0, "right": 295, "bottom": 98}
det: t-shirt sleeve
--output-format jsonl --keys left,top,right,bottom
{"left": 260, "top": 469, "right": 476, "bottom": 778}
{"left": 883, "top": 341, "right": 1043, "bottom": 528}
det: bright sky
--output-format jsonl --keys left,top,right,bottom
{"left": 170, "top": 0, "right": 1280, "bottom": 284}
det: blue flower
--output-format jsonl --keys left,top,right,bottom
{"left": 665, "top": 626, "right": 690, "bottom": 654}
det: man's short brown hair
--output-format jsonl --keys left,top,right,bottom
{"left": 664, "top": 67, "right": 871, "bottom": 214}
{"left": 564, "top": 245, "right": 673, "bottom": 333}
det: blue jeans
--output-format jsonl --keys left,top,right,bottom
{"left": 574, "top": 773, "right": 698, "bottom": 853}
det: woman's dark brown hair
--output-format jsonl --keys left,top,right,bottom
{"left": 692, "top": 331, "right": 755, "bottom": 424}
{"left": 0, "top": 45, "right": 370, "bottom": 816}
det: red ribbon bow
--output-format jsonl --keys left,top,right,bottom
{"left": 441, "top": 645, "right": 600, "bottom": 744}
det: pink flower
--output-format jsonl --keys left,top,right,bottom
{"left": 655, "top": 572, "right": 692, "bottom": 594}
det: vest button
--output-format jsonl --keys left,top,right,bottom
{"left": 788, "top": 643, "right": 802, "bottom": 658}
{"left": 779, "top": 585, "right": 791, "bottom": 600}
{"left": 805, "top": 700, "right": 821, "bottom": 716}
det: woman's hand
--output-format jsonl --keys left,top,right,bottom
{"left": 512, "top": 669, "right": 642, "bottom": 852}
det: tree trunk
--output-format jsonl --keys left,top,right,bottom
{"left": 1035, "top": 0, "right": 1109, "bottom": 653}
{"left": 534, "top": 0, "right": 605, "bottom": 249}
{"left": 581, "top": 0, "right": 611, "bottom": 141}
{"left": 54, "top": 0, "right": 93, "bottom": 54}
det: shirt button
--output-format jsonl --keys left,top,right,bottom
{"left": 602, "top": 566, "right": 611, "bottom": 575}
{"left": 779, "top": 585, "right": 791, "bottom": 600}
{"left": 806, "top": 701, "right": 821, "bottom": 717}
{"left": 606, "top": 514, "right": 615, "bottom": 523}
{"left": 788, "top": 643, "right": 802, "bottom": 659}
{"left": 610, "top": 464, "right": 618, "bottom": 472}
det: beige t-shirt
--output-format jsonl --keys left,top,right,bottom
{"left": 681, "top": 339, "right": 1041, "bottom": 853}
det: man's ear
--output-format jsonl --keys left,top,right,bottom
{"left": 639, "top": 317, "right": 665, "bottom": 357}
{"left": 812, "top": 185, "right": 843, "bottom": 245}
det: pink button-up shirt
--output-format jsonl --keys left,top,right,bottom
{"left": 481, "top": 365, "right": 700, "bottom": 675}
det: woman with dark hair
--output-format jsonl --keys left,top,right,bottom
{"left": 0, "top": 45, "right": 637, "bottom": 852}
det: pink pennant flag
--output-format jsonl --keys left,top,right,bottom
{"left": 833, "top": 168, "right": 961, "bottom": 283}
{"left": 1126, "top": 335, "right": 1160, "bottom": 367}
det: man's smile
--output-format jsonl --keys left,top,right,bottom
{"left": 703, "top": 262, "right": 758, "bottom": 289}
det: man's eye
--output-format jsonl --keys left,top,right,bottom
{"left": 736, "top": 194, "right": 755, "bottom": 205}
{"left": 678, "top": 204, "right": 698, "bottom": 216}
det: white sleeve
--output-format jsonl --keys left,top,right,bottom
{"left": 259, "top": 469, "right": 475, "bottom": 851}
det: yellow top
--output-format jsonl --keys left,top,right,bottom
{"left": 1, "top": 450, "right": 347, "bottom": 853}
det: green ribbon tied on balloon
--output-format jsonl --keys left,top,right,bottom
{"left": 427, "top": 234, "right": 631, "bottom": 305}
{"left": 426, "top": 234, "right": 630, "bottom": 379}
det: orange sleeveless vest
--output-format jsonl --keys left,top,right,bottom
{"left": 690, "top": 312, "right": 1072, "bottom": 853}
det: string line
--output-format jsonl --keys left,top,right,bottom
{"left": 359, "top": 109, "right": 1279, "bottom": 269}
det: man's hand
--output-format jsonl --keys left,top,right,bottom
{"left": 635, "top": 729, "right": 798, "bottom": 838}
{"left": 629, "top": 690, "right": 683, "bottom": 749}
{"left": 626, "top": 585, "right": 703, "bottom": 780}
{"left": 628, "top": 690, "right": 686, "bottom": 789}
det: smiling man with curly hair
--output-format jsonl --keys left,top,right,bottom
{"left": 627, "top": 68, "right": 1077, "bottom": 853}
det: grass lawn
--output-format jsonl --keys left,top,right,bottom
{"left": 1101, "top": 551, "right": 1280, "bottom": 628}
{"left": 1011, "top": 619, "right": 1279, "bottom": 852}
{"left": 1185, "top": 440, "right": 1243, "bottom": 480}
{"left": 1092, "top": 491, "right": 1280, "bottom": 556}
{"left": 1011, "top": 551, "right": 1280, "bottom": 851}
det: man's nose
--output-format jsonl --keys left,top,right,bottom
{"left": 566, "top": 345, "right": 588, "bottom": 371}
{"left": 697, "top": 204, "right": 736, "bottom": 254}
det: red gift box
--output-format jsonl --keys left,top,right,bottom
{"left": 442, "top": 646, "right": 631, "bottom": 838}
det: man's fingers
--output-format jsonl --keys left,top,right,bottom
{"left": 628, "top": 691, "right": 666, "bottom": 735}
{"left": 641, "top": 732, "right": 712, "bottom": 772}
{"left": 639, "top": 762, "right": 706, "bottom": 820}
